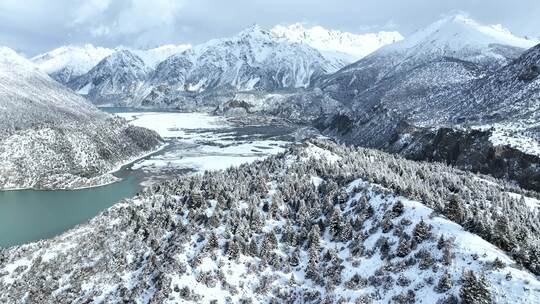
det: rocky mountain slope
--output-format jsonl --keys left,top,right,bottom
{"left": 138, "top": 25, "right": 341, "bottom": 107}
{"left": 308, "top": 15, "right": 540, "bottom": 191}
{"left": 1, "top": 139, "right": 539, "bottom": 303}
{"left": 318, "top": 14, "right": 536, "bottom": 105}
{"left": 63, "top": 25, "right": 340, "bottom": 107}
{"left": 271, "top": 23, "right": 403, "bottom": 63}
{"left": 0, "top": 46, "right": 162, "bottom": 190}
{"left": 67, "top": 50, "right": 151, "bottom": 105}
{"left": 420, "top": 43, "right": 540, "bottom": 128}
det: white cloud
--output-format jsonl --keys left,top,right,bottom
{"left": 1, "top": 0, "right": 538, "bottom": 55}
{"left": 72, "top": 0, "right": 112, "bottom": 25}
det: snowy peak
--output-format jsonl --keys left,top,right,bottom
{"left": 147, "top": 24, "right": 335, "bottom": 95}
{"left": 271, "top": 23, "right": 404, "bottom": 61}
{"left": 68, "top": 50, "right": 150, "bottom": 103}
{"left": 237, "top": 23, "right": 275, "bottom": 41}
{"left": 31, "top": 44, "right": 192, "bottom": 83}
{"left": 98, "top": 49, "right": 148, "bottom": 71}
{"left": 31, "top": 44, "right": 114, "bottom": 83}
{"left": 385, "top": 14, "right": 536, "bottom": 53}
{"left": 129, "top": 44, "right": 192, "bottom": 68}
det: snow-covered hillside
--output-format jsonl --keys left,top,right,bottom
{"left": 1, "top": 139, "right": 539, "bottom": 303}
{"left": 0, "top": 46, "right": 162, "bottom": 190}
{"left": 319, "top": 13, "right": 535, "bottom": 100}
{"left": 31, "top": 44, "right": 114, "bottom": 83}
{"left": 313, "top": 14, "right": 539, "bottom": 167}
{"left": 271, "top": 23, "right": 403, "bottom": 63}
{"left": 68, "top": 50, "right": 151, "bottom": 105}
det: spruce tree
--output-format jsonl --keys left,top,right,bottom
{"left": 413, "top": 219, "right": 431, "bottom": 243}
{"left": 307, "top": 225, "right": 321, "bottom": 251}
{"left": 305, "top": 247, "right": 321, "bottom": 284}
{"left": 340, "top": 220, "right": 353, "bottom": 242}
{"left": 248, "top": 238, "right": 258, "bottom": 256}
{"left": 435, "top": 271, "right": 452, "bottom": 293}
{"left": 396, "top": 239, "right": 412, "bottom": 258}
{"left": 226, "top": 240, "right": 240, "bottom": 260}
{"left": 329, "top": 207, "right": 343, "bottom": 239}
{"left": 445, "top": 196, "right": 465, "bottom": 223}
{"left": 459, "top": 270, "right": 492, "bottom": 304}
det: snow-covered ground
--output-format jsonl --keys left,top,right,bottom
{"left": 473, "top": 122, "right": 540, "bottom": 158}
{"left": 116, "top": 112, "right": 232, "bottom": 138}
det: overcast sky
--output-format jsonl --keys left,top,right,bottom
{"left": 2, "top": 0, "right": 539, "bottom": 56}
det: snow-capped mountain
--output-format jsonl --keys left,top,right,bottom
{"left": 68, "top": 50, "right": 151, "bottom": 105}
{"left": 2, "top": 139, "right": 539, "bottom": 303}
{"left": 32, "top": 44, "right": 191, "bottom": 84}
{"left": 271, "top": 23, "right": 403, "bottom": 63}
{"left": 304, "top": 15, "right": 540, "bottom": 192}
{"left": 0, "top": 46, "right": 161, "bottom": 189}
{"left": 31, "top": 44, "right": 114, "bottom": 84}
{"left": 65, "top": 25, "right": 338, "bottom": 106}
{"left": 135, "top": 25, "right": 340, "bottom": 106}
{"left": 319, "top": 14, "right": 537, "bottom": 103}
{"left": 151, "top": 25, "right": 337, "bottom": 90}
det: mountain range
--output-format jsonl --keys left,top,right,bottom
{"left": 24, "top": 15, "right": 540, "bottom": 192}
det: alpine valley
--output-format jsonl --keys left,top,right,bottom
{"left": 1, "top": 12, "right": 540, "bottom": 304}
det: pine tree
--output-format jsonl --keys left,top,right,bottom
{"left": 305, "top": 247, "right": 321, "bottom": 284}
{"left": 396, "top": 239, "right": 412, "bottom": 258}
{"left": 226, "top": 240, "right": 240, "bottom": 260}
{"left": 435, "top": 271, "right": 452, "bottom": 293}
{"left": 413, "top": 219, "right": 431, "bottom": 243}
{"left": 392, "top": 200, "right": 405, "bottom": 218}
{"left": 207, "top": 232, "right": 219, "bottom": 250}
{"left": 307, "top": 225, "right": 321, "bottom": 250}
{"left": 492, "top": 257, "right": 505, "bottom": 269}
{"left": 289, "top": 249, "right": 300, "bottom": 267}
{"left": 445, "top": 196, "right": 465, "bottom": 223}
{"left": 459, "top": 270, "right": 492, "bottom": 304}
{"left": 437, "top": 234, "right": 446, "bottom": 250}
{"left": 442, "top": 247, "right": 453, "bottom": 266}
{"left": 249, "top": 207, "right": 265, "bottom": 231}
{"left": 340, "top": 220, "right": 353, "bottom": 242}
{"left": 269, "top": 199, "right": 280, "bottom": 219}
{"left": 248, "top": 238, "right": 258, "bottom": 256}
{"left": 380, "top": 237, "right": 390, "bottom": 259}
{"left": 259, "top": 232, "right": 278, "bottom": 260}
{"left": 329, "top": 207, "right": 343, "bottom": 239}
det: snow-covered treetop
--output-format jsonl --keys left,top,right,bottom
{"left": 271, "top": 23, "right": 404, "bottom": 62}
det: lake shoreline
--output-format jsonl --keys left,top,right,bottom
{"left": 0, "top": 142, "right": 169, "bottom": 193}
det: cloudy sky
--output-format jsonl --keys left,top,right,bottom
{"left": 2, "top": 0, "right": 539, "bottom": 56}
